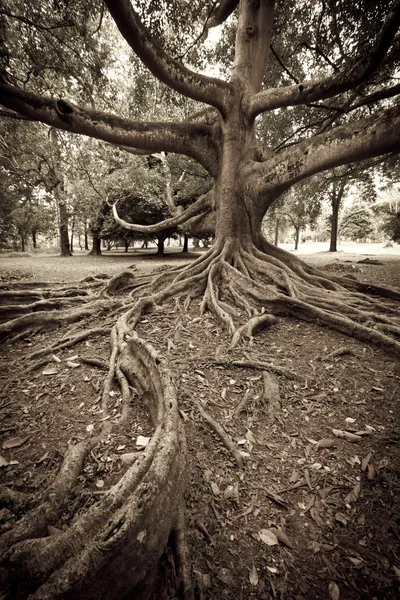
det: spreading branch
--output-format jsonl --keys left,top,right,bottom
{"left": 104, "top": 0, "right": 233, "bottom": 113}
{"left": 247, "top": 0, "right": 400, "bottom": 118}
{"left": 0, "top": 83, "right": 218, "bottom": 173}
{"left": 112, "top": 191, "right": 213, "bottom": 234}
{"left": 256, "top": 103, "right": 400, "bottom": 195}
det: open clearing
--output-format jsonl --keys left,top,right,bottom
{"left": 0, "top": 245, "right": 399, "bottom": 599}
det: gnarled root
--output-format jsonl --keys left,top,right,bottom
{"left": 2, "top": 334, "right": 187, "bottom": 600}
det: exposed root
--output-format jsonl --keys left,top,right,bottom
{"left": 1, "top": 235, "right": 399, "bottom": 599}
{"left": 229, "top": 313, "right": 277, "bottom": 349}
{"left": 195, "top": 400, "right": 244, "bottom": 469}
{"left": 171, "top": 506, "right": 195, "bottom": 600}
{"left": 262, "top": 371, "right": 281, "bottom": 422}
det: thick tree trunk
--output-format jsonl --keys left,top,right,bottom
{"left": 182, "top": 234, "right": 189, "bottom": 253}
{"left": 156, "top": 235, "right": 165, "bottom": 256}
{"left": 20, "top": 234, "right": 25, "bottom": 252}
{"left": 89, "top": 235, "right": 102, "bottom": 256}
{"left": 31, "top": 230, "right": 37, "bottom": 249}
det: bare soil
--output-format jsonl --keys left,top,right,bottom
{"left": 0, "top": 250, "right": 399, "bottom": 600}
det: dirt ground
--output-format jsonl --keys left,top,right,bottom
{"left": 0, "top": 249, "right": 399, "bottom": 600}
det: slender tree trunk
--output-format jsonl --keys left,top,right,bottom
{"left": 124, "top": 240, "right": 130, "bottom": 252}
{"left": 49, "top": 129, "right": 72, "bottom": 257}
{"left": 84, "top": 224, "right": 89, "bottom": 250}
{"left": 274, "top": 218, "right": 279, "bottom": 246}
{"left": 70, "top": 216, "right": 75, "bottom": 253}
{"left": 329, "top": 179, "right": 347, "bottom": 252}
{"left": 294, "top": 228, "right": 300, "bottom": 250}
{"left": 31, "top": 229, "right": 37, "bottom": 249}
{"left": 182, "top": 234, "right": 189, "bottom": 253}
{"left": 20, "top": 234, "right": 25, "bottom": 252}
{"left": 329, "top": 199, "right": 340, "bottom": 252}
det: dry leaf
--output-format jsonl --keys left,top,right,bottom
{"left": 316, "top": 438, "right": 336, "bottom": 449}
{"left": 66, "top": 361, "right": 80, "bottom": 368}
{"left": 2, "top": 434, "right": 30, "bottom": 449}
{"left": 335, "top": 512, "right": 347, "bottom": 526}
{"left": 210, "top": 481, "right": 220, "bottom": 496}
{"left": 345, "top": 482, "right": 361, "bottom": 504}
{"left": 269, "top": 527, "right": 293, "bottom": 548}
{"left": 249, "top": 564, "right": 259, "bottom": 586}
{"left": 218, "top": 568, "right": 233, "bottom": 584}
{"left": 51, "top": 354, "right": 61, "bottom": 363}
{"left": 345, "top": 417, "right": 356, "bottom": 424}
{"left": 136, "top": 435, "right": 150, "bottom": 449}
{"left": 361, "top": 452, "right": 372, "bottom": 471}
{"left": 246, "top": 430, "right": 256, "bottom": 444}
{"left": 224, "top": 483, "right": 239, "bottom": 502}
{"left": 267, "top": 566, "right": 278, "bottom": 574}
{"left": 120, "top": 453, "right": 138, "bottom": 466}
{"left": 367, "top": 463, "right": 376, "bottom": 480}
{"left": 259, "top": 529, "right": 279, "bottom": 546}
{"left": 95, "top": 479, "right": 104, "bottom": 488}
{"left": 329, "top": 581, "right": 340, "bottom": 600}
{"left": 36, "top": 451, "right": 49, "bottom": 464}
{"left": 0, "top": 455, "right": 9, "bottom": 467}
{"left": 86, "top": 424, "right": 94, "bottom": 433}
{"left": 42, "top": 365, "right": 58, "bottom": 376}
{"left": 348, "top": 557, "right": 363, "bottom": 567}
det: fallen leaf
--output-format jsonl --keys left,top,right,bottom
{"left": 0, "top": 455, "right": 9, "bottom": 467}
{"left": 116, "top": 445, "right": 126, "bottom": 451}
{"left": 335, "top": 512, "right": 347, "bottom": 526}
{"left": 42, "top": 365, "right": 58, "bottom": 376}
{"left": 210, "top": 481, "right": 220, "bottom": 496}
{"left": 51, "top": 354, "right": 61, "bottom": 363}
{"left": 218, "top": 568, "right": 233, "bottom": 584}
{"left": 36, "top": 452, "right": 49, "bottom": 464}
{"left": 367, "top": 463, "right": 376, "bottom": 480}
{"left": 136, "top": 435, "right": 150, "bottom": 449}
{"left": 329, "top": 581, "right": 340, "bottom": 600}
{"left": 345, "top": 417, "right": 356, "bottom": 424}
{"left": 316, "top": 438, "right": 336, "bottom": 449}
{"left": 267, "top": 566, "right": 278, "bottom": 574}
{"left": 95, "top": 479, "right": 104, "bottom": 488}
{"left": 348, "top": 557, "right": 363, "bottom": 567}
{"left": 345, "top": 482, "right": 361, "bottom": 504}
{"left": 66, "top": 361, "right": 80, "bottom": 368}
{"left": 249, "top": 564, "right": 259, "bottom": 586}
{"left": 393, "top": 565, "right": 400, "bottom": 578}
{"left": 120, "top": 453, "right": 138, "bottom": 466}
{"left": 246, "top": 430, "right": 256, "bottom": 444}
{"left": 269, "top": 527, "right": 293, "bottom": 548}
{"left": 259, "top": 529, "right": 279, "bottom": 546}
{"left": 2, "top": 434, "right": 30, "bottom": 449}
{"left": 224, "top": 483, "right": 239, "bottom": 502}
{"left": 361, "top": 452, "right": 372, "bottom": 471}
{"left": 86, "top": 424, "right": 94, "bottom": 433}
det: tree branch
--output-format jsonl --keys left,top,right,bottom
{"left": 247, "top": 0, "right": 400, "bottom": 118}
{"left": 104, "top": 0, "right": 233, "bottom": 113}
{"left": 112, "top": 191, "right": 213, "bottom": 234}
{"left": 256, "top": 103, "right": 400, "bottom": 194}
{"left": 0, "top": 83, "right": 218, "bottom": 175}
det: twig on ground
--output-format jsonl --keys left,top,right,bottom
{"left": 195, "top": 400, "right": 244, "bottom": 469}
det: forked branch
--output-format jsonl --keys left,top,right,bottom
{"left": 104, "top": 0, "right": 233, "bottom": 113}
{"left": 247, "top": 0, "right": 400, "bottom": 118}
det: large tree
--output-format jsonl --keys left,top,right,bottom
{"left": 0, "top": 1, "right": 400, "bottom": 598}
